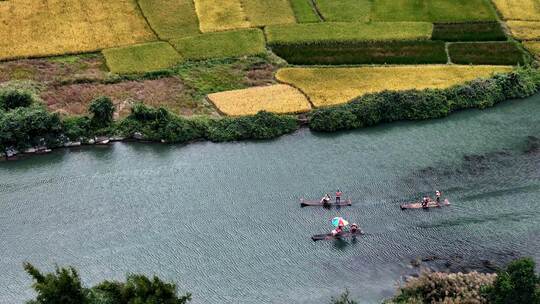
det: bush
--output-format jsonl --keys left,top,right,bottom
{"left": 484, "top": 257, "right": 540, "bottom": 304}
{"left": 88, "top": 96, "right": 115, "bottom": 127}
{"left": 0, "top": 88, "right": 34, "bottom": 110}
{"left": 309, "top": 67, "right": 540, "bottom": 132}
{"left": 62, "top": 116, "right": 92, "bottom": 141}
{"left": 270, "top": 41, "right": 447, "bottom": 65}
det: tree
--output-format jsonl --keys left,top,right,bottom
{"left": 485, "top": 257, "right": 540, "bottom": 304}
{"left": 23, "top": 263, "right": 87, "bottom": 304}
{"left": 330, "top": 290, "right": 358, "bottom": 304}
{"left": 0, "top": 89, "right": 34, "bottom": 110}
{"left": 88, "top": 96, "right": 115, "bottom": 127}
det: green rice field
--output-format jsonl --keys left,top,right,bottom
{"left": 102, "top": 42, "right": 183, "bottom": 74}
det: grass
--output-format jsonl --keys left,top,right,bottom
{"left": 492, "top": 0, "right": 540, "bottom": 21}
{"left": 207, "top": 84, "right": 311, "bottom": 115}
{"left": 265, "top": 22, "right": 433, "bottom": 44}
{"left": 372, "top": 0, "right": 497, "bottom": 22}
{"left": 170, "top": 29, "right": 265, "bottom": 61}
{"left": 448, "top": 42, "right": 526, "bottom": 65}
{"left": 506, "top": 21, "right": 540, "bottom": 41}
{"left": 288, "top": 0, "right": 321, "bottom": 23}
{"left": 432, "top": 22, "right": 507, "bottom": 41}
{"left": 103, "top": 42, "right": 183, "bottom": 74}
{"left": 194, "top": 0, "right": 251, "bottom": 32}
{"left": 276, "top": 65, "right": 512, "bottom": 107}
{"left": 138, "top": 0, "right": 200, "bottom": 39}
{"left": 0, "top": 0, "right": 155, "bottom": 60}
{"left": 314, "top": 0, "right": 372, "bottom": 22}
{"left": 241, "top": 0, "right": 296, "bottom": 26}
{"left": 270, "top": 41, "right": 447, "bottom": 65}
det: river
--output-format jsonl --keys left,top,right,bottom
{"left": 1, "top": 95, "right": 539, "bottom": 303}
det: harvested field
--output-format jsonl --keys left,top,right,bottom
{"left": 40, "top": 78, "right": 213, "bottom": 117}
{"left": 276, "top": 65, "right": 512, "bottom": 107}
{"left": 241, "top": 0, "right": 296, "bottom": 26}
{"left": 432, "top": 22, "right": 507, "bottom": 41}
{"left": 170, "top": 29, "right": 265, "bottom": 61}
{"left": 448, "top": 42, "right": 526, "bottom": 65}
{"left": 506, "top": 21, "right": 540, "bottom": 41}
{"left": 138, "top": 0, "right": 200, "bottom": 39}
{"left": 207, "top": 84, "right": 311, "bottom": 116}
{"left": 0, "top": 0, "right": 155, "bottom": 60}
{"left": 288, "top": 0, "right": 320, "bottom": 23}
{"left": 524, "top": 41, "right": 540, "bottom": 58}
{"left": 103, "top": 42, "right": 183, "bottom": 74}
{"left": 372, "top": 0, "right": 497, "bottom": 22}
{"left": 271, "top": 41, "right": 447, "bottom": 65}
{"left": 265, "top": 22, "right": 433, "bottom": 44}
{"left": 314, "top": 0, "right": 371, "bottom": 22}
{"left": 194, "top": 0, "right": 251, "bottom": 32}
{"left": 492, "top": 0, "right": 540, "bottom": 21}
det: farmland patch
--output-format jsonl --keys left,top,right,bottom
{"left": 138, "top": 0, "right": 200, "bottom": 39}
{"left": 432, "top": 22, "right": 507, "bottom": 41}
{"left": 0, "top": 0, "right": 155, "bottom": 60}
{"left": 448, "top": 42, "right": 526, "bottom": 65}
{"left": 170, "top": 29, "right": 265, "bottom": 61}
{"left": 194, "top": 0, "right": 251, "bottom": 32}
{"left": 506, "top": 21, "right": 540, "bottom": 41}
{"left": 241, "top": 0, "right": 296, "bottom": 26}
{"left": 207, "top": 84, "right": 311, "bottom": 116}
{"left": 103, "top": 42, "right": 183, "bottom": 74}
{"left": 276, "top": 65, "right": 512, "bottom": 107}
{"left": 288, "top": 0, "right": 321, "bottom": 22}
{"left": 492, "top": 0, "right": 540, "bottom": 21}
{"left": 314, "top": 0, "right": 371, "bottom": 22}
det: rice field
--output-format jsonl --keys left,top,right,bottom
{"left": 276, "top": 65, "right": 512, "bottom": 107}
{"left": 194, "top": 0, "right": 251, "bottom": 32}
{"left": 448, "top": 42, "right": 525, "bottom": 65}
{"left": 0, "top": 0, "right": 155, "bottom": 60}
{"left": 241, "top": 0, "right": 296, "bottom": 26}
{"left": 207, "top": 84, "right": 311, "bottom": 116}
{"left": 524, "top": 41, "right": 540, "bottom": 58}
{"left": 492, "top": 0, "right": 540, "bottom": 21}
{"left": 138, "top": 0, "right": 200, "bottom": 39}
{"left": 265, "top": 22, "right": 433, "bottom": 45}
{"left": 102, "top": 42, "right": 183, "bottom": 74}
{"left": 506, "top": 21, "right": 540, "bottom": 41}
{"left": 170, "top": 29, "right": 266, "bottom": 61}
{"left": 288, "top": 0, "right": 321, "bottom": 23}
{"left": 314, "top": 0, "right": 371, "bottom": 22}
{"left": 372, "top": 0, "right": 497, "bottom": 22}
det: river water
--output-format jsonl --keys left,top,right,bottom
{"left": 1, "top": 95, "right": 539, "bottom": 303}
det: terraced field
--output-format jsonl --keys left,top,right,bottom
{"left": 0, "top": 0, "right": 538, "bottom": 118}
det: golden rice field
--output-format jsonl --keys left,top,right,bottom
{"left": 276, "top": 66, "right": 513, "bottom": 107}
{"left": 207, "top": 84, "right": 311, "bottom": 116}
{"left": 194, "top": 0, "right": 251, "bottom": 32}
{"left": 492, "top": 0, "right": 540, "bottom": 21}
{"left": 241, "top": 0, "right": 296, "bottom": 26}
{"left": 0, "top": 0, "right": 155, "bottom": 60}
{"left": 524, "top": 41, "right": 540, "bottom": 58}
{"left": 506, "top": 21, "right": 540, "bottom": 40}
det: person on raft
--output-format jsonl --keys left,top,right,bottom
{"left": 335, "top": 189, "right": 342, "bottom": 203}
{"left": 321, "top": 193, "right": 331, "bottom": 205}
{"left": 350, "top": 223, "right": 359, "bottom": 233}
{"left": 435, "top": 190, "right": 442, "bottom": 205}
{"left": 421, "top": 196, "right": 430, "bottom": 208}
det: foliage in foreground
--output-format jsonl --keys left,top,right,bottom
{"left": 483, "top": 257, "right": 540, "bottom": 304}
{"left": 309, "top": 67, "right": 540, "bottom": 132}
{"left": 24, "top": 263, "right": 191, "bottom": 304}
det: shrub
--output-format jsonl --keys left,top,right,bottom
{"left": 483, "top": 257, "right": 540, "bottom": 304}
{"left": 88, "top": 96, "right": 115, "bottom": 127}
{"left": 0, "top": 88, "right": 34, "bottom": 110}
{"left": 62, "top": 116, "right": 92, "bottom": 141}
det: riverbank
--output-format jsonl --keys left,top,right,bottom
{"left": 2, "top": 67, "right": 540, "bottom": 160}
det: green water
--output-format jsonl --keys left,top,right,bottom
{"left": 1, "top": 96, "right": 539, "bottom": 303}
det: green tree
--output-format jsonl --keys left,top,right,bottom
{"left": 0, "top": 89, "right": 34, "bottom": 110}
{"left": 331, "top": 290, "right": 358, "bottom": 304}
{"left": 486, "top": 257, "right": 540, "bottom": 304}
{"left": 88, "top": 96, "right": 115, "bottom": 127}
{"left": 24, "top": 262, "right": 87, "bottom": 304}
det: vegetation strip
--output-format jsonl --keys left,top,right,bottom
{"left": 276, "top": 66, "right": 513, "bottom": 107}
{"left": 102, "top": 42, "right": 183, "bottom": 74}
{"left": 0, "top": 0, "right": 155, "bottom": 60}
{"left": 170, "top": 29, "right": 266, "bottom": 61}
{"left": 240, "top": 0, "right": 296, "bottom": 26}
{"left": 137, "top": 0, "right": 200, "bottom": 39}
{"left": 431, "top": 21, "right": 507, "bottom": 41}
{"left": 288, "top": 0, "right": 321, "bottom": 23}
{"left": 270, "top": 40, "right": 447, "bottom": 65}
{"left": 207, "top": 84, "right": 311, "bottom": 116}
{"left": 194, "top": 0, "right": 251, "bottom": 32}
{"left": 265, "top": 22, "right": 433, "bottom": 44}
{"left": 448, "top": 42, "right": 527, "bottom": 65}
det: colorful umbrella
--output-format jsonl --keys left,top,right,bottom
{"left": 331, "top": 217, "right": 349, "bottom": 227}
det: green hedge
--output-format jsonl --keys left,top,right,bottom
{"left": 309, "top": 67, "right": 540, "bottom": 132}
{"left": 270, "top": 41, "right": 447, "bottom": 65}
{"left": 448, "top": 42, "right": 526, "bottom": 65}
{"left": 432, "top": 22, "right": 507, "bottom": 42}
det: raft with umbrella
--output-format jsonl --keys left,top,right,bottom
{"left": 311, "top": 217, "right": 364, "bottom": 241}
